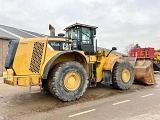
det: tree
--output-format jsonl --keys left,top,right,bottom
{"left": 134, "top": 44, "right": 141, "bottom": 48}
{"left": 124, "top": 43, "right": 134, "bottom": 55}
{"left": 124, "top": 43, "right": 141, "bottom": 56}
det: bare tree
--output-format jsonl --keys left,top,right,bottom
{"left": 124, "top": 43, "right": 141, "bottom": 56}
{"left": 123, "top": 43, "right": 134, "bottom": 55}
{"left": 134, "top": 44, "right": 141, "bottom": 48}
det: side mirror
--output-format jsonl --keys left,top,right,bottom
{"left": 106, "top": 47, "right": 117, "bottom": 57}
{"left": 112, "top": 47, "right": 117, "bottom": 51}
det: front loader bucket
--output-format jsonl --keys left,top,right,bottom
{"left": 126, "top": 57, "right": 156, "bottom": 85}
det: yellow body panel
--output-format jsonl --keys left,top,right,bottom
{"left": 13, "top": 38, "right": 47, "bottom": 75}
{"left": 4, "top": 37, "right": 121, "bottom": 86}
{"left": 154, "top": 50, "right": 160, "bottom": 63}
{"left": 103, "top": 56, "right": 121, "bottom": 71}
{"left": 4, "top": 73, "right": 41, "bottom": 86}
{"left": 96, "top": 51, "right": 119, "bottom": 82}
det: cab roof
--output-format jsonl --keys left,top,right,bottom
{"left": 64, "top": 23, "right": 98, "bottom": 31}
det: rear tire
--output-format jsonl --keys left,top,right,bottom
{"left": 111, "top": 61, "right": 134, "bottom": 90}
{"left": 48, "top": 61, "right": 88, "bottom": 101}
{"left": 42, "top": 79, "right": 49, "bottom": 92}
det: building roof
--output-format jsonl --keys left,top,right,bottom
{"left": 0, "top": 24, "right": 47, "bottom": 40}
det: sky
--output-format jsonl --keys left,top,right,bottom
{"left": 0, "top": 0, "right": 160, "bottom": 53}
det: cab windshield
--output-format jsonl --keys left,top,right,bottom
{"left": 66, "top": 27, "right": 91, "bottom": 44}
{"left": 66, "top": 29, "right": 79, "bottom": 40}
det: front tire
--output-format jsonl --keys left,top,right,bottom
{"left": 48, "top": 61, "right": 88, "bottom": 101}
{"left": 111, "top": 61, "right": 134, "bottom": 90}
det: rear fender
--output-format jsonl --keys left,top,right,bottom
{"left": 42, "top": 50, "right": 87, "bottom": 79}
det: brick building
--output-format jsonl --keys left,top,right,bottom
{"left": 0, "top": 25, "right": 47, "bottom": 76}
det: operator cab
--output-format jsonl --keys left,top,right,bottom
{"left": 64, "top": 23, "right": 98, "bottom": 54}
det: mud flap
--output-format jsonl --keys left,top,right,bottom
{"left": 126, "top": 57, "right": 156, "bottom": 85}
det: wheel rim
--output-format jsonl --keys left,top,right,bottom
{"left": 64, "top": 72, "right": 81, "bottom": 91}
{"left": 121, "top": 69, "right": 131, "bottom": 83}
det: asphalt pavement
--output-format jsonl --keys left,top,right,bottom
{"left": 18, "top": 76, "right": 160, "bottom": 120}
{"left": 0, "top": 74, "right": 160, "bottom": 120}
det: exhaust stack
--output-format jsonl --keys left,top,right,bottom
{"left": 49, "top": 24, "right": 55, "bottom": 37}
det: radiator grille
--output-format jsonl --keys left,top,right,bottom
{"left": 29, "top": 42, "right": 44, "bottom": 73}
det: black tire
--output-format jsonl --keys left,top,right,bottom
{"left": 48, "top": 61, "right": 88, "bottom": 101}
{"left": 42, "top": 79, "right": 50, "bottom": 92}
{"left": 111, "top": 61, "right": 134, "bottom": 90}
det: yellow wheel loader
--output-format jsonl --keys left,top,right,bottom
{"left": 3, "top": 23, "right": 156, "bottom": 101}
{"left": 153, "top": 49, "right": 160, "bottom": 71}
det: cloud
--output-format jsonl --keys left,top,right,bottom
{"left": 0, "top": 0, "right": 160, "bottom": 52}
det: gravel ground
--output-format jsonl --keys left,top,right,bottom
{"left": 0, "top": 74, "right": 159, "bottom": 120}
